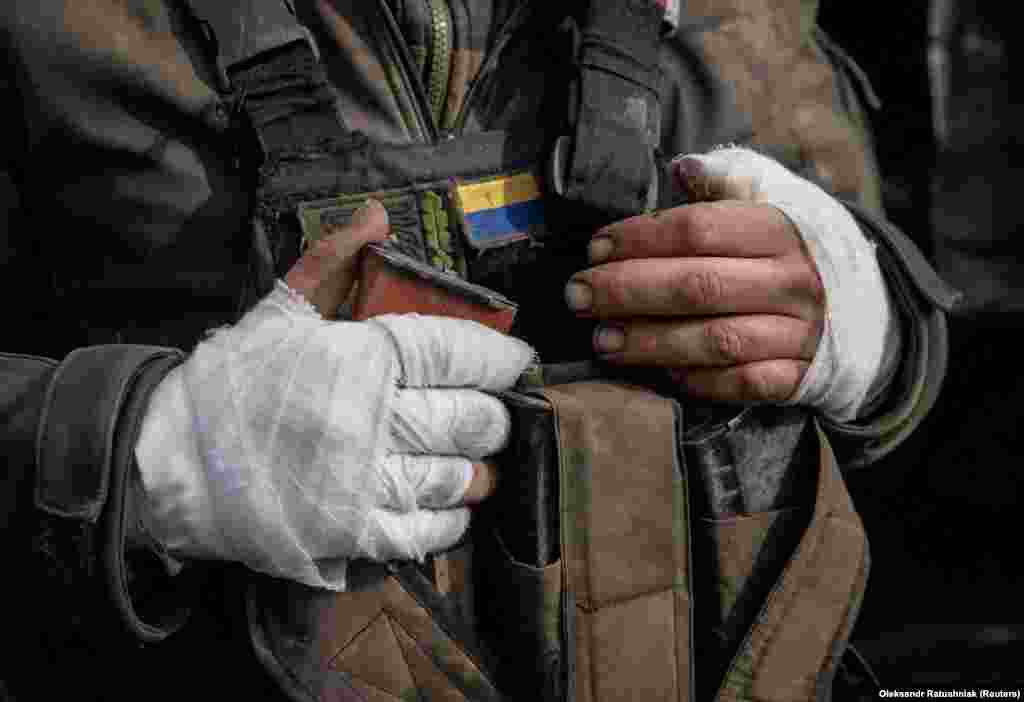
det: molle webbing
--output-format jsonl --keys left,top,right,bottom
{"left": 541, "top": 382, "right": 692, "bottom": 702}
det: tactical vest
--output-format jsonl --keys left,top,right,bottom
{"left": 182, "top": 1, "right": 870, "bottom": 700}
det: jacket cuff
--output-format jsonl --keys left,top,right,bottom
{"left": 34, "top": 344, "right": 191, "bottom": 643}
{"left": 823, "top": 204, "right": 963, "bottom": 468}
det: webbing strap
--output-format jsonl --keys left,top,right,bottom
{"left": 182, "top": 0, "right": 340, "bottom": 157}
{"left": 550, "top": 0, "right": 666, "bottom": 220}
{"left": 543, "top": 382, "right": 692, "bottom": 702}
{"left": 716, "top": 422, "right": 868, "bottom": 702}
{"left": 182, "top": 0, "right": 317, "bottom": 85}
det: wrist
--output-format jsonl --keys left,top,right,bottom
{"left": 135, "top": 364, "right": 222, "bottom": 561}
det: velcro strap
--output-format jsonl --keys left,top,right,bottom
{"left": 35, "top": 346, "right": 183, "bottom": 521}
{"left": 561, "top": 0, "right": 664, "bottom": 219}
{"left": 542, "top": 381, "right": 692, "bottom": 702}
{"left": 33, "top": 345, "right": 189, "bottom": 643}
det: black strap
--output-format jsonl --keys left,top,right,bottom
{"left": 181, "top": 0, "right": 317, "bottom": 89}
{"left": 34, "top": 345, "right": 190, "bottom": 643}
{"left": 549, "top": 0, "right": 666, "bottom": 220}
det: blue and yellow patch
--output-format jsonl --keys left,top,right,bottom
{"left": 454, "top": 172, "right": 546, "bottom": 250}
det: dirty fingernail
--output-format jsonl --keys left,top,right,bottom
{"left": 674, "top": 157, "right": 704, "bottom": 182}
{"left": 594, "top": 325, "right": 625, "bottom": 353}
{"left": 565, "top": 281, "right": 593, "bottom": 312}
{"left": 588, "top": 236, "right": 614, "bottom": 263}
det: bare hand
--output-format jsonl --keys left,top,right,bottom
{"left": 565, "top": 191, "right": 825, "bottom": 404}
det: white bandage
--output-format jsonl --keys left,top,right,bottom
{"left": 675, "top": 147, "right": 901, "bottom": 421}
{"left": 135, "top": 281, "right": 534, "bottom": 589}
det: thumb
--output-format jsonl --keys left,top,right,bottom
{"left": 284, "top": 198, "right": 390, "bottom": 317}
{"left": 672, "top": 148, "right": 778, "bottom": 203}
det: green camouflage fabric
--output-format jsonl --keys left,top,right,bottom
{"left": 300, "top": 0, "right": 521, "bottom": 141}
{"left": 686, "top": 0, "right": 885, "bottom": 213}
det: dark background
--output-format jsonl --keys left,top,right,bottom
{"left": 821, "top": 0, "right": 1024, "bottom": 688}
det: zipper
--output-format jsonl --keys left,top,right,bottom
{"left": 377, "top": 0, "right": 536, "bottom": 143}
{"left": 377, "top": 0, "right": 439, "bottom": 142}
{"left": 424, "top": 0, "right": 454, "bottom": 126}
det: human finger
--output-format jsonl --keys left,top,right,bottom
{"left": 669, "top": 360, "right": 810, "bottom": 405}
{"left": 284, "top": 198, "right": 391, "bottom": 318}
{"left": 588, "top": 201, "right": 799, "bottom": 264}
{"left": 390, "top": 388, "right": 512, "bottom": 457}
{"left": 567, "top": 256, "right": 824, "bottom": 320}
{"left": 372, "top": 314, "right": 535, "bottom": 390}
{"left": 377, "top": 455, "right": 497, "bottom": 511}
{"left": 360, "top": 507, "right": 471, "bottom": 562}
{"left": 671, "top": 150, "right": 784, "bottom": 203}
{"left": 592, "top": 315, "right": 821, "bottom": 368}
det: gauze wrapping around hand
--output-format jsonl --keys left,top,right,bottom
{"left": 135, "top": 201, "right": 535, "bottom": 589}
{"left": 672, "top": 147, "right": 902, "bottom": 421}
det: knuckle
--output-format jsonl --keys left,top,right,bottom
{"left": 600, "top": 268, "right": 632, "bottom": 309}
{"left": 704, "top": 321, "right": 747, "bottom": 364}
{"left": 677, "top": 268, "right": 726, "bottom": 309}
{"left": 676, "top": 207, "right": 717, "bottom": 250}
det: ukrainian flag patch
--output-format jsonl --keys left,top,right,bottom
{"left": 454, "top": 172, "right": 546, "bottom": 250}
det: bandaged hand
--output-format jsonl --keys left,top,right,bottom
{"left": 565, "top": 146, "right": 900, "bottom": 421}
{"left": 135, "top": 201, "right": 535, "bottom": 589}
